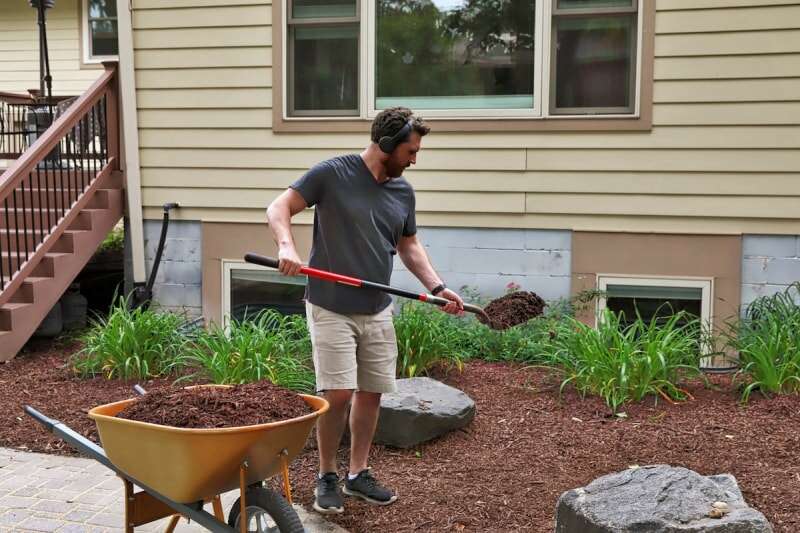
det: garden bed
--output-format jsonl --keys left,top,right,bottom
{"left": 2, "top": 339, "right": 799, "bottom": 532}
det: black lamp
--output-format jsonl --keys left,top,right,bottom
{"left": 29, "top": 0, "right": 56, "bottom": 105}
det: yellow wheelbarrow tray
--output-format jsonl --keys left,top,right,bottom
{"left": 26, "top": 385, "right": 329, "bottom": 533}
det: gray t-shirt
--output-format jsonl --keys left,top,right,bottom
{"left": 290, "top": 154, "right": 417, "bottom": 315}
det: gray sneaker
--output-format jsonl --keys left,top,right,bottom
{"left": 313, "top": 472, "right": 344, "bottom": 514}
{"left": 342, "top": 469, "right": 397, "bottom": 506}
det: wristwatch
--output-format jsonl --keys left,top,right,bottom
{"left": 430, "top": 282, "right": 447, "bottom": 296}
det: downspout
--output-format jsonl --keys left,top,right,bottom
{"left": 116, "top": 0, "right": 146, "bottom": 287}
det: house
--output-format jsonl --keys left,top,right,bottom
{"left": 1, "top": 0, "right": 798, "bottom": 361}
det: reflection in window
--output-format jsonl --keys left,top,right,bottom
{"left": 551, "top": 0, "right": 637, "bottom": 113}
{"left": 376, "top": 0, "right": 536, "bottom": 110}
{"left": 229, "top": 269, "right": 306, "bottom": 322}
{"left": 291, "top": 25, "right": 359, "bottom": 114}
{"left": 87, "top": 0, "right": 118, "bottom": 57}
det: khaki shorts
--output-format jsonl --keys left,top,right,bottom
{"left": 305, "top": 301, "right": 398, "bottom": 393}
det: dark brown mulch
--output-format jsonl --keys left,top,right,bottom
{"left": 117, "top": 382, "right": 312, "bottom": 428}
{"left": 479, "top": 290, "right": 546, "bottom": 330}
{"left": 3, "top": 339, "right": 800, "bottom": 532}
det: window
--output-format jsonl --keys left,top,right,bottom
{"left": 282, "top": 0, "right": 644, "bottom": 120}
{"left": 222, "top": 261, "right": 307, "bottom": 324}
{"left": 82, "top": 0, "right": 118, "bottom": 63}
{"left": 597, "top": 275, "right": 713, "bottom": 328}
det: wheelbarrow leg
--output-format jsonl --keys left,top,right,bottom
{"left": 212, "top": 495, "right": 224, "bottom": 521}
{"left": 164, "top": 515, "right": 181, "bottom": 533}
{"left": 280, "top": 448, "right": 293, "bottom": 504}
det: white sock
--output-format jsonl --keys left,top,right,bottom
{"left": 347, "top": 472, "right": 360, "bottom": 480}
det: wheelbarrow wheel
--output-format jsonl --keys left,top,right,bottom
{"left": 227, "top": 487, "right": 304, "bottom": 533}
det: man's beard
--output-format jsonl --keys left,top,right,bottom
{"left": 386, "top": 161, "right": 406, "bottom": 178}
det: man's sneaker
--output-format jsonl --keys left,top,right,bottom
{"left": 313, "top": 472, "right": 344, "bottom": 514}
{"left": 342, "top": 469, "right": 397, "bottom": 505}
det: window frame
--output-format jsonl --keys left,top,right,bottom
{"left": 595, "top": 274, "right": 714, "bottom": 331}
{"left": 81, "top": 0, "right": 119, "bottom": 65}
{"left": 272, "top": 0, "right": 654, "bottom": 132}
{"left": 221, "top": 259, "right": 307, "bottom": 327}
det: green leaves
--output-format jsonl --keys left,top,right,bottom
{"left": 179, "top": 311, "right": 315, "bottom": 393}
{"left": 71, "top": 297, "right": 187, "bottom": 380}
{"left": 727, "top": 282, "right": 800, "bottom": 403}
{"left": 393, "top": 302, "right": 466, "bottom": 378}
{"left": 539, "top": 309, "right": 703, "bottom": 413}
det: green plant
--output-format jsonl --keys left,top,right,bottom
{"left": 541, "top": 308, "right": 703, "bottom": 412}
{"left": 72, "top": 297, "right": 187, "bottom": 379}
{"left": 177, "top": 311, "right": 315, "bottom": 392}
{"left": 393, "top": 302, "right": 466, "bottom": 377}
{"left": 98, "top": 225, "right": 124, "bottom": 253}
{"left": 727, "top": 282, "right": 800, "bottom": 403}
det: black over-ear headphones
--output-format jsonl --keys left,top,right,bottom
{"left": 378, "top": 119, "right": 414, "bottom": 154}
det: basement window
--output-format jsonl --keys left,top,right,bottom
{"left": 222, "top": 261, "right": 306, "bottom": 324}
{"left": 596, "top": 275, "right": 713, "bottom": 329}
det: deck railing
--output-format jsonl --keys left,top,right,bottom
{"left": 0, "top": 63, "right": 119, "bottom": 299}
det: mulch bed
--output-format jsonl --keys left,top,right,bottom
{"left": 480, "top": 290, "right": 546, "bottom": 330}
{"left": 2, "top": 338, "right": 800, "bottom": 532}
{"left": 118, "top": 382, "right": 312, "bottom": 428}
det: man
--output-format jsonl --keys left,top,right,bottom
{"left": 266, "top": 107, "right": 464, "bottom": 514}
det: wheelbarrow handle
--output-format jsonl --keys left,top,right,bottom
{"left": 244, "top": 253, "right": 489, "bottom": 321}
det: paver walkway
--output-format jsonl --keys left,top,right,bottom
{"left": 0, "top": 448, "right": 346, "bottom": 533}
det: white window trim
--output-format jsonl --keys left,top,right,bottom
{"left": 82, "top": 0, "right": 119, "bottom": 64}
{"left": 596, "top": 274, "right": 714, "bottom": 331}
{"left": 283, "top": 0, "right": 642, "bottom": 121}
{"left": 221, "top": 259, "right": 306, "bottom": 327}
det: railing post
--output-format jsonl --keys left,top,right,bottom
{"left": 103, "top": 62, "right": 120, "bottom": 170}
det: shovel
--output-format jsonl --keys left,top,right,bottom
{"left": 244, "top": 253, "right": 490, "bottom": 322}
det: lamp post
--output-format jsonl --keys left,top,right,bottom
{"left": 28, "top": 0, "right": 58, "bottom": 166}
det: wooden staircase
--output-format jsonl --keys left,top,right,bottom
{"left": 0, "top": 64, "right": 122, "bottom": 361}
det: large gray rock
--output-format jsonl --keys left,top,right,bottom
{"left": 556, "top": 465, "right": 773, "bottom": 533}
{"left": 373, "top": 377, "right": 475, "bottom": 448}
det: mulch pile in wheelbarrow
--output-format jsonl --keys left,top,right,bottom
{"left": 117, "top": 381, "right": 312, "bottom": 428}
{"left": 479, "top": 290, "right": 546, "bottom": 330}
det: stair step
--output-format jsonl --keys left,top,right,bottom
{"left": 0, "top": 251, "right": 72, "bottom": 279}
{"left": 0, "top": 302, "right": 31, "bottom": 331}
{"left": 0, "top": 228, "right": 91, "bottom": 253}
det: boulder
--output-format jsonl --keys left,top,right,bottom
{"left": 373, "top": 377, "right": 475, "bottom": 448}
{"left": 555, "top": 465, "right": 773, "bottom": 533}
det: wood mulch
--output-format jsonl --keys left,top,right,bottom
{"left": 2, "top": 338, "right": 799, "bottom": 532}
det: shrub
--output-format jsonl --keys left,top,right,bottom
{"left": 541, "top": 308, "right": 703, "bottom": 412}
{"left": 72, "top": 297, "right": 187, "bottom": 379}
{"left": 394, "top": 301, "right": 465, "bottom": 377}
{"left": 728, "top": 282, "right": 800, "bottom": 403}
{"left": 178, "top": 310, "right": 315, "bottom": 392}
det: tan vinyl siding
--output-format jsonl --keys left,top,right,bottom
{"left": 0, "top": 0, "right": 102, "bottom": 95}
{"left": 132, "top": 0, "right": 800, "bottom": 235}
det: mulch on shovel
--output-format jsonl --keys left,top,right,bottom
{"left": 479, "top": 290, "right": 546, "bottom": 330}
{"left": 117, "top": 381, "right": 312, "bottom": 428}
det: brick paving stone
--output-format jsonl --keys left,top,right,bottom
{"left": 17, "top": 517, "right": 62, "bottom": 532}
{"left": 62, "top": 509, "right": 95, "bottom": 522}
{"left": 12, "top": 486, "right": 42, "bottom": 497}
{"left": 33, "top": 500, "right": 74, "bottom": 514}
{"left": 0, "top": 494, "right": 37, "bottom": 508}
{"left": 0, "top": 509, "right": 33, "bottom": 526}
{"left": 86, "top": 513, "right": 123, "bottom": 528}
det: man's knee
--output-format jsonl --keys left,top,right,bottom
{"left": 323, "top": 389, "right": 354, "bottom": 411}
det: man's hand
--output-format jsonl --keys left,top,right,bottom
{"left": 277, "top": 246, "right": 304, "bottom": 276}
{"left": 438, "top": 288, "right": 464, "bottom": 315}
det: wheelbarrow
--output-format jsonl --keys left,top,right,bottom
{"left": 25, "top": 385, "right": 329, "bottom": 533}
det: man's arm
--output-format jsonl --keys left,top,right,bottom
{"left": 266, "top": 188, "right": 308, "bottom": 276}
{"left": 396, "top": 234, "right": 463, "bottom": 314}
